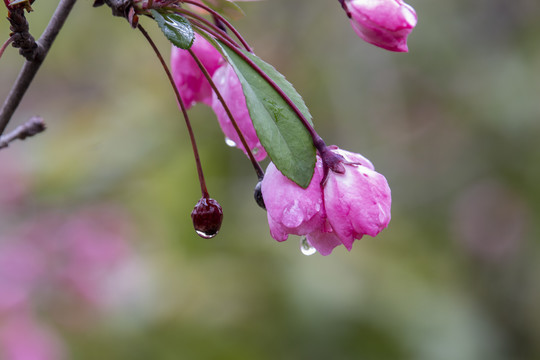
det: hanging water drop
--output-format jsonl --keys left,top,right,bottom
{"left": 300, "top": 237, "right": 317, "bottom": 256}
{"left": 252, "top": 147, "right": 259, "bottom": 155}
{"left": 196, "top": 229, "right": 218, "bottom": 239}
{"left": 225, "top": 137, "right": 237, "bottom": 147}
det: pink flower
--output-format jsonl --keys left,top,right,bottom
{"left": 346, "top": 0, "right": 417, "bottom": 52}
{"left": 171, "top": 33, "right": 224, "bottom": 109}
{"left": 211, "top": 64, "right": 267, "bottom": 161}
{"left": 261, "top": 147, "right": 391, "bottom": 255}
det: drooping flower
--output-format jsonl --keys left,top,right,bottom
{"left": 261, "top": 146, "right": 391, "bottom": 255}
{"left": 211, "top": 64, "right": 267, "bottom": 161}
{"left": 170, "top": 33, "right": 224, "bottom": 109}
{"left": 346, "top": 0, "right": 417, "bottom": 52}
{"left": 317, "top": 147, "right": 391, "bottom": 251}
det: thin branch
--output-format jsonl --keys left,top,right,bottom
{"left": 0, "top": 0, "right": 78, "bottom": 136}
{"left": 0, "top": 116, "right": 45, "bottom": 150}
{"left": 138, "top": 24, "right": 210, "bottom": 199}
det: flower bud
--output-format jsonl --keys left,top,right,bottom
{"left": 347, "top": 0, "right": 417, "bottom": 52}
{"left": 254, "top": 180, "right": 266, "bottom": 210}
{"left": 191, "top": 197, "right": 223, "bottom": 239}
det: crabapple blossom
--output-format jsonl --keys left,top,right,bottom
{"left": 171, "top": 33, "right": 224, "bottom": 109}
{"left": 211, "top": 64, "right": 267, "bottom": 161}
{"left": 346, "top": 0, "right": 417, "bottom": 52}
{"left": 261, "top": 147, "right": 391, "bottom": 255}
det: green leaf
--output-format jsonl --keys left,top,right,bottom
{"left": 150, "top": 10, "right": 194, "bottom": 49}
{"left": 218, "top": 44, "right": 316, "bottom": 188}
{"left": 201, "top": 0, "right": 245, "bottom": 20}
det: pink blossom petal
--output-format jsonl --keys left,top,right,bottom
{"left": 348, "top": 0, "right": 417, "bottom": 52}
{"left": 211, "top": 64, "right": 267, "bottom": 161}
{"left": 324, "top": 159, "right": 391, "bottom": 249}
{"left": 171, "top": 33, "right": 224, "bottom": 108}
{"left": 261, "top": 161, "right": 325, "bottom": 241}
{"left": 306, "top": 224, "right": 344, "bottom": 256}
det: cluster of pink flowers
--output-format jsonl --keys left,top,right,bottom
{"left": 262, "top": 147, "right": 391, "bottom": 255}
{"left": 0, "top": 153, "right": 135, "bottom": 359}
{"left": 169, "top": 0, "right": 415, "bottom": 254}
{"left": 0, "top": 207, "right": 134, "bottom": 359}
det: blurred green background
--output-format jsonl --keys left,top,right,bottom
{"left": 1, "top": 0, "right": 540, "bottom": 359}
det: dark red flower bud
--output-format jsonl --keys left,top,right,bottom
{"left": 191, "top": 197, "right": 223, "bottom": 239}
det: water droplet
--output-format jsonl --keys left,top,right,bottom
{"left": 300, "top": 237, "right": 317, "bottom": 256}
{"left": 225, "top": 137, "right": 236, "bottom": 147}
{"left": 196, "top": 230, "right": 219, "bottom": 239}
{"left": 252, "top": 147, "right": 259, "bottom": 155}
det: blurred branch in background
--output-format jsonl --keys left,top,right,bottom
{"left": 0, "top": 0, "right": 76, "bottom": 136}
{"left": 0, "top": 115, "right": 45, "bottom": 150}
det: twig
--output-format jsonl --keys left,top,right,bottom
{"left": 0, "top": 0, "right": 78, "bottom": 136}
{"left": 0, "top": 116, "right": 45, "bottom": 149}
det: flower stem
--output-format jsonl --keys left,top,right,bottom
{"left": 172, "top": 7, "right": 243, "bottom": 51}
{"left": 0, "top": 0, "right": 77, "bottom": 136}
{"left": 188, "top": 47, "right": 265, "bottom": 180}
{"left": 337, "top": 0, "right": 351, "bottom": 18}
{"left": 138, "top": 24, "right": 210, "bottom": 199}
{"left": 0, "top": 37, "right": 13, "bottom": 60}
{"left": 174, "top": 0, "right": 252, "bottom": 52}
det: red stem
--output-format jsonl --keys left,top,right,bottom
{"left": 0, "top": 37, "right": 13, "bottom": 60}
{"left": 138, "top": 24, "right": 210, "bottom": 199}
{"left": 174, "top": 1, "right": 252, "bottom": 52}
{"left": 188, "top": 47, "right": 264, "bottom": 180}
{"left": 172, "top": 7, "right": 243, "bottom": 51}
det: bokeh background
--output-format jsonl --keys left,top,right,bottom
{"left": 1, "top": 0, "right": 540, "bottom": 359}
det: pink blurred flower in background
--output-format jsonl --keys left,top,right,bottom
{"left": 0, "top": 201, "right": 135, "bottom": 359}
{"left": 171, "top": 33, "right": 224, "bottom": 109}
{"left": 262, "top": 147, "right": 391, "bottom": 255}
{"left": 0, "top": 153, "right": 28, "bottom": 209}
{"left": 211, "top": 64, "right": 267, "bottom": 161}
{"left": 346, "top": 0, "right": 417, "bottom": 52}
{"left": 0, "top": 312, "right": 65, "bottom": 360}
{"left": 0, "top": 207, "right": 132, "bottom": 307}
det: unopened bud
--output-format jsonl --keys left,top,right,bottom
{"left": 191, "top": 197, "right": 223, "bottom": 239}
{"left": 254, "top": 180, "right": 266, "bottom": 210}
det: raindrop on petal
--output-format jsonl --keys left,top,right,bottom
{"left": 225, "top": 137, "right": 237, "bottom": 147}
{"left": 196, "top": 230, "right": 219, "bottom": 239}
{"left": 300, "top": 237, "right": 317, "bottom": 256}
